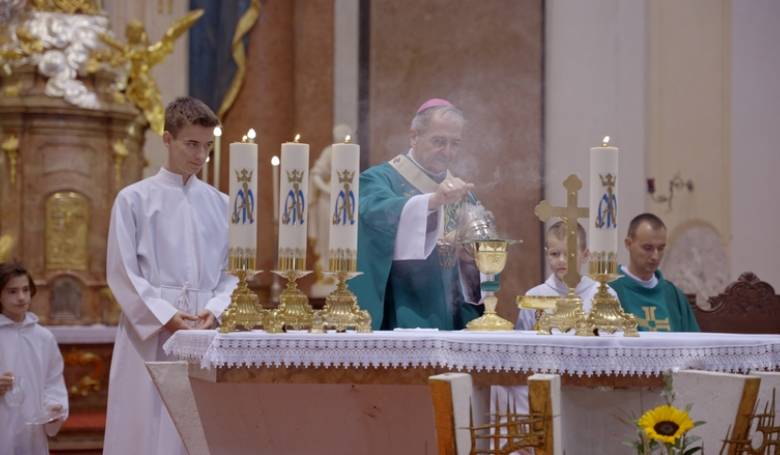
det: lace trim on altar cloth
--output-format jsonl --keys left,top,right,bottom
{"left": 163, "top": 331, "right": 780, "bottom": 377}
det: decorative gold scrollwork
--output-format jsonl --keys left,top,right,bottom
{"left": 45, "top": 192, "right": 89, "bottom": 271}
{"left": 63, "top": 350, "right": 105, "bottom": 398}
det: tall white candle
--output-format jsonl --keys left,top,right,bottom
{"left": 200, "top": 157, "right": 208, "bottom": 181}
{"left": 228, "top": 141, "right": 258, "bottom": 271}
{"left": 213, "top": 126, "right": 222, "bottom": 189}
{"left": 278, "top": 136, "right": 309, "bottom": 271}
{"left": 328, "top": 136, "right": 360, "bottom": 272}
{"left": 589, "top": 136, "right": 619, "bottom": 261}
{"left": 271, "top": 155, "right": 280, "bottom": 223}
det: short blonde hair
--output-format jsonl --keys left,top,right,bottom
{"left": 546, "top": 220, "right": 587, "bottom": 250}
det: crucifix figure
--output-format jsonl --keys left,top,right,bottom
{"left": 534, "top": 174, "right": 589, "bottom": 289}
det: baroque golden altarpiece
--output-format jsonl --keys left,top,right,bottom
{"left": 1, "top": 0, "right": 198, "bottom": 325}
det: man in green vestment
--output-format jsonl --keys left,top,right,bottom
{"left": 349, "top": 99, "right": 484, "bottom": 330}
{"left": 610, "top": 213, "right": 700, "bottom": 332}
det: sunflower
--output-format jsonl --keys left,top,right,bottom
{"left": 637, "top": 404, "right": 695, "bottom": 444}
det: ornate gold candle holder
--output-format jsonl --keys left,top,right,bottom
{"left": 533, "top": 289, "right": 591, "bottom": 336}
{"left": 311, "top": 269, "right": 371, "bottom": 333}
{"left": 466, "top": 240, "right": 515, "bottom": 331}
{"left": 266, "top": 268, "right": 314, "bottom": 333}
{"left": 586, "top": 252, "right": 638, "bottom": 336}
{"left": 220, "top": 267, "right": 267, "bottom": 333}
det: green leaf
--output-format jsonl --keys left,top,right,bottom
{"left": 683, "top": 447, "right": 702, "bottom": 455}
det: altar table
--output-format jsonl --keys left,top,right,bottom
{"left": 153, "top": 330, "right": 779, "bottom": 455}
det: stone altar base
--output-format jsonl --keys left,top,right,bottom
{"left": 147, "top": 362, "right": 669, "bottom": 455}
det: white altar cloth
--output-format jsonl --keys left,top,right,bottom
{"left": 164, "top": 330, "right": 780, "bottom": 377}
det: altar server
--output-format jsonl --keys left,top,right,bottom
{"left": 611, "top": 213, "right": 700, "bottom": 332}
{"left": 516, "top": 220, "right": 618, "bottom": 330}
{"left": 0, "top": 262, "right": 68, "bottom": 455}
{"left": 103, "top": 97, "right": 237, "bottom": 455}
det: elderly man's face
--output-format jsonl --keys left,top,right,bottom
{"left": 410, "top": 112, "right": 463, "bottom": 174}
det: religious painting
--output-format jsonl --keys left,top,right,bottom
{"left": 45, "top": 191, "right": 89, "bottom": 271}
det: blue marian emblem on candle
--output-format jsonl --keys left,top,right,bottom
{"left": 231, "top": 168, "right": 255, "bottom": 225}
{"left": 332, "top": 169, "right": 356, "bottom": 225}
{"left": 595, "top": 173, "right": 617, "bottom": 229}
{"left": 282, "top": 169, "right": 305, "bottom": 225}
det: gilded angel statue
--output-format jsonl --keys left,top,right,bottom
{"left": 89, "top": 10, "right": 204, "bottom": 134}
{"left": 0, "top": 234, "right": 14, "bottom": 262}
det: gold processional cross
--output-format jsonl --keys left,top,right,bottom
{"left": 534, "top": 175, "right": 589, "bottom": 289}
{"left": 637, "top": 307, "right": 671, "bottom": 331}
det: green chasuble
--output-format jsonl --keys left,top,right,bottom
{"left": 610, "top": 267, "right": 700, "bottom": 332}
{"left": 348, "top": 156, "right": 483, "bottom": 330}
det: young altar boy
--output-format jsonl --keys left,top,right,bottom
{"left": 515, "top": 220, "right": 618, "bottom": 330}
{"left": 491, "top": 221, "right": 620, "bottom": 448}
{"left": 0, "top": 261, "right": 69, "bottom": 455}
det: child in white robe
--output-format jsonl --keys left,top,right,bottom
{"left": 491, "top": 221, "right": 617, "bottom": 451}
{"left": 516, "top": 221, "right": 618, "bottom": 330}
{"left": 0, "top": 262, "right": 68, "bottom": 455}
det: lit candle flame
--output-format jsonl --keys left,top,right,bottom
{"left": 344, "top": 134, "right": 352, "bottom": 143}
{"left": 213, "top": 126, "right": 222, "bottom": 137}
{"left": 271, "top": 155, "right": 280, "bottom": 167}
{"left": 294, "top": 133, "right": 301, "bottom": 143}
{"left": 206, "top": 156, "right": 210, "bottom": 163}
{"left": 247, "top": 128, "right": 256, "bottom": 141}
{"left": 602, "top": 136, "right": 610, "bottom": 147}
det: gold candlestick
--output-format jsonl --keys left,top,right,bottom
{"left": 266, "top": 268, "right": 314, "bottom": 333}
{"left": 466, "top": 239, "right": 515, "bottom": 331}
{"left": 585, "top": 252, "right": 638, "bottom": 336}
{"left": 311, "top": 268, "right": 371, "bottom": 333}
{"left": 220, "top": 268, "right": 267, "bottom": 333}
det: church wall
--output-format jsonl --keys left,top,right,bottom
{"left": 646, "top": 0, "right": 732, "bottom": 292}
{"left": 333, "top": 0, "right": 360, "bottom": 136}
{"left": 545, "top": 0, "right": 648, "bottom": 268}
{"left": 730, "top": 0, "right": 780, "bottom": 289}
{"left": 293, "top": 1, "right": 335, "bottom": 157}
{"left": 547, "top": 0, "right": 779, "bottom": 293}
{"left": 367, "top": 0, "right": 545, "bottom": 322}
